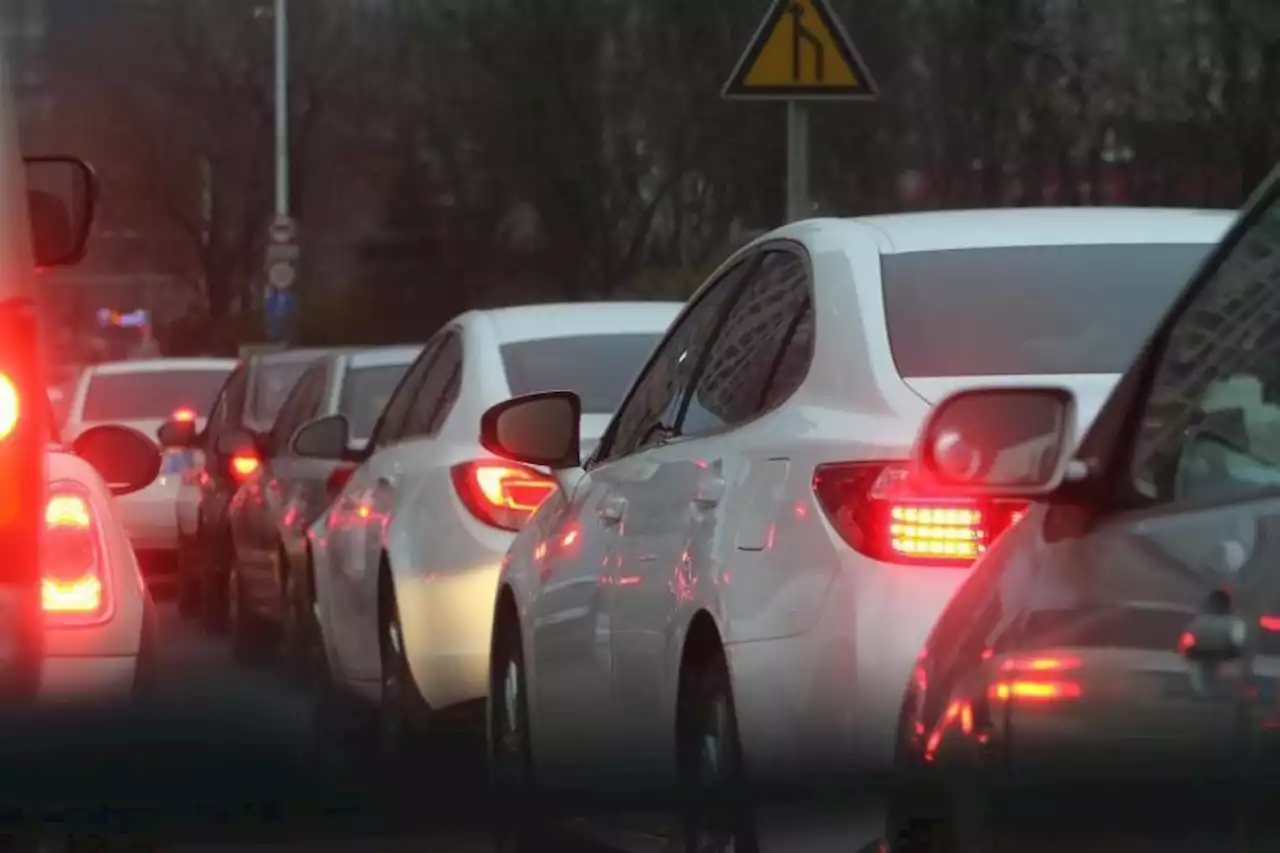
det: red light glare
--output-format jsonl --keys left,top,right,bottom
{"left": 173, "top": 407, "right": 196, "bottom": 422}
{"left": 232, "top": 455, "right": 260, "bottom": 478}
{"left": 0, "top": 372, "right": 19, "bottom": 439}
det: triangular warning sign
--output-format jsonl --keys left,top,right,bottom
{"left": 723, "top": 0, "right": 878, "bottom": 99}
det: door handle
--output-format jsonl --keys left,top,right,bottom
{"left": 1180, "top": 612, "right": 1247, "bottom": 663}
{"left": 692, "top": 474, "right": 726, "bottom": 509}
{"left": 599, "top": 494, "right": 628, "bottom": 524}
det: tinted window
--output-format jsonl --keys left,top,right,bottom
{"left": 681, "top": 251, "right": 811, "bottom": 435}
{"left": 403, "top": 334, "right": 461, "bottom": 439}
{"left": 250, "top": 360, "right": 313, "bottom": 424}
{"left": 80, "top": 369, "right": 230, "bottom": 422}
{"left": 340, "top": 364, "right": 413, "bottom": 439}
{"left": 269, "top": 366, "right": 326, "bottom": 455}
{"left": 882, "top": 243, "right": 1214, "bottom": 377}
{"left": 501, "top": 334, "right": 665, "bottom": 416}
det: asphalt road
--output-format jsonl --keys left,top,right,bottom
{"left": 145, "top": 603, "right": 886, "bottom": 853}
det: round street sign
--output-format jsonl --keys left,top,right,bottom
{"left": 269, "top": 215, "right": 298, "bottom": 245}
{"left": 267, "top": 260, "right": 296, "bottom": 289}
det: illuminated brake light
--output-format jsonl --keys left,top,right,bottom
{"left": 172, "top": 407, "right": 196, "bottom": 422}
{"left": 0, "top": 372, "right": 18, "bottom": 440}
{"left": 231, "top": 454, "right": 260, "bottom": 479}
{"left": 811, "top": 462, "right": 1026, "bottom": 567}
{"left": 41, "top": 486, "right": 108, "bottom": 621}
{"left": 451, "top": 460, "right": 557, "bottom": 532}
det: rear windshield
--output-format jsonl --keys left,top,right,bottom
{"left": 339, "top": 364, "right": 412, "bottom": 439}
{"left": 882, "top": 243, "right": 1214, "bottom": 377}
{"left": 500, "top": 334, "right": 663, "bottom": 414}
{"left": 250, "top": 360, "right": 312, "bottom": 423}
{"left": 80, "top": 369, "right": 230, "bottom": 422}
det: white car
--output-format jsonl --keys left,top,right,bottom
{"left": 304, "top": 302, "right": 682, "bottom": 748}
{"left": 63, "top": 357, "right": 236, "bottom": 589}
{"left": 40, "top": 422, "right": 164, "bottom": 705}
{"left": 479, "top": 208, "right": 1234, "bottom": 847}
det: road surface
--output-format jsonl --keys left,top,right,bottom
{"left": 140, "top": 604, "right": 884, "bottom": 852}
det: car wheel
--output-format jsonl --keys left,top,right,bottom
{"left": 175, "top": 538, "right": 199, "bottom": 618}
{"left": 489, "top": 609, "right": 545, "bottom": 852}
{"left": 228, "top": 563, "right": 271, "bottom": 664}
{"left": 678, "top": 646, "right": 758, "bottom": 853}
{"left": 199, "top": 537, "right": 230, "bottom": 636}
{"left": 278, "top": 549, "right": 313, "bottom": 683}
{"left": 377, "top": 583, "right": 416, "bottom": 759}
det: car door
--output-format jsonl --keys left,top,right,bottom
{"left": 327, "top": 338, "right": 441, "bottom": 687}
{"left": 252, "top": 363, "right": 328, "bottom": 614}
{"left": 961, "top": 187, "right": 1280, "bottom": 851}
{"left": 529, "top": 263, "right": 749, "bottom": 781}
{"left": 345, "top": 330, "right": 463, "bottom": 680}
{"left": 607, "top": 248, "right": 815, "bottom": 770}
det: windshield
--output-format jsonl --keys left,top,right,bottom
{"left": 881, "top": 243, "right": 1215, "bottom": 377}
{"left": 339, "top": 363, "right": 412, "bottom": 439}
{"left": 500, "top": 334, "right": 663, "bottom": 415}
{"left": 79, "top": 369, "right": 230, "bottom": 422}
{"left": 250, "top": 360, "right": 312, "bottom": 424}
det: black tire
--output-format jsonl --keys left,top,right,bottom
{"left": 489, "top": 608, "right": 542, "bottom": 852}
{"left": 278, "top": 548, "right": 313, "bottom": 682}
{"left": 228, "top": 562, "right": 271, "bottom": 664}
{"left": 678, "top": 646, "right": 758, "bottom": 853}
{"left": 377, "top": 576, "right": 419, "bottom": 760}
{"left": 175, "top": 538, "right": 199, "bottom": 619}
{"left": 199, "top": 535, "right": 230, "bottom": 636}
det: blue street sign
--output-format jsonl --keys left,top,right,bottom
{"left": 264, "top": 287, "right": 298, "bottom": 343}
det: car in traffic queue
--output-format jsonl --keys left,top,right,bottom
{"left": 156, "top": 348, "right": 330, "bottom": 632}
{"left": 302, "top": 302, "right": 683, "bottom": 753}
{"left": 879, "top": 171, "right": 1280, "bottom": 852}
{"left": 40, "top": 415, "right": 166, "bottom": 705}
{"left": 478, "top": 207, "right": 1235, "bottom": 851}
{"left": 224, "top": 345, "right": 420, "bottom": 672}
{"left": 60, "top": 358, "right": 236, "bottom": 592}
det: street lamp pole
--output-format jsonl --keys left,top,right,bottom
{"left": 274, "top": 0, "right": 289, "bottom": 217}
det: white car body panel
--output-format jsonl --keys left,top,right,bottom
{"left": 493, "top": 208, "right": 1237, "bottom": 795}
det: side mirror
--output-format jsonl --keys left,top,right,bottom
{"left": 157, "top": 418, "right": 199, "bottom": 449}
{"left": 24, "top": 157, "right": 96, "bottom": 267}
{"left": 480, "top": 390, "right": 582, "bottom": 470}
{"left": 913, "top": 387, "right": 1077, "bottom": 497}
{"left": 72, "top": 425, "right": 161, "bottom": 496}
{"left": 291, "top": 414, "right": 351, "bottom": 460}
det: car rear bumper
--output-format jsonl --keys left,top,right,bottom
{"left": 397, "top": 559, "right": 504, "bottom": 715}
{"left": 728, "top": 554, "right": 968, "bottom": 784}
{"left": 39, "top": 655, "right": 137, "bottom": 706}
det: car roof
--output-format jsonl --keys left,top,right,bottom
{"left": 84, "top": 357, "right": 238, "bottom": 376}
{"left": 830, "top": 207, "right": 1237, "bottom": 254}
{"left": 249, "top": 347, "right": 335, "bottom": 369}
{"left": 465, "top": 301, "right": 684, "bottom": 344}
{"left": 347, "top": 345, "right": 424, "bottom": 370}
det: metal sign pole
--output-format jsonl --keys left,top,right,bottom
{"left": 786, "top": 100, "right": 810, "bottom": 222}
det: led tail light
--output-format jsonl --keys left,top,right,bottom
{"left": 42, "top": 485, "right": 109, "bottom": 622}
{"left": 326, "top": 463, "right": 356, "bottom": 499}
{"left": 172, "top": 407, "right": 196, "bottom": 423}
{"left": 811, "top": 462, "right": 1027, "bottom": 566}
{"left": 230, "top": 453, "right": 260, "bottom": 481}
{"left": 451, "top": 460, "right": 557, "bottom": 532}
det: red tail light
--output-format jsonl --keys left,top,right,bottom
{"left": 0, "top": 372, "right": 18, "bottom": 440}
{"left": 230, "top": 453, "right": 260, "bottom": 481}
{"left": 42, "top": 485, "right": 108, "bottom": 622}
{"left": 451, "top": 460, "right": 557, "bottom": 532}
{"left": 326, "top": 463, "right": 355, "bottom": 499}
{"left": 172, "top": 407, "right": 196, "bottom": 423}
{"left": 811, "top": 462, "right": 1026, "bottom": 566}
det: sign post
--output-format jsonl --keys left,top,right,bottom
{"left": 263, "top": 213, "right": 298, "bottom": 343}
{"left": 722, "top": 0, "right": 878, "bottom": 222}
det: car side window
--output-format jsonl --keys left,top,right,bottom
{"left": 679, "top": 249, "right": 813, "bottom": 438}
{"left": 206, "top": 368, "right": 247, "bottom": 452}
{"left": 403, "top": 332, "right": 462, "bottom": 439}
{"left": 596, "top": 257, "right": 759, "bottom": 464}
{"left": 1130, "top": 190, "right": 1280, "bottom": 505}
{"left": 269, "top": 364, "right": 325, "bottom": 457}
{"left": 369, "top": 338, "right": 441, "bottom": 450}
